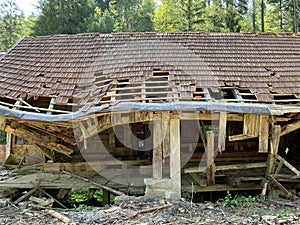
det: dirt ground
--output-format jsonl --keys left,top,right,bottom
{"left": 1, "top": 196, "right": 300, "bottom": 225}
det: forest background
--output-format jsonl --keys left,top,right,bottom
{"left": 0, "top": 0, "right": 299, "bottom": 52}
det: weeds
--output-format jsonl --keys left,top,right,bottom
{"left": 215, "top": 191, "right": 259, "bottom": 209}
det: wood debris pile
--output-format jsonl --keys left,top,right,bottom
{"left": 0, "top": 196, "right": 300, "bottom": 225}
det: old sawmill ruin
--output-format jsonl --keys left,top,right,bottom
{"left": 0, "top": 32, "right": 300, "bottom": 202}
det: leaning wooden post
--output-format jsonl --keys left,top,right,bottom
{"left": 266, "top": 125, "right": 281, "bottom": 175}
{"left": 5, "top": 133, "right": 14, "bottom": 160}
{"left": 153, "top": 113, "right": 163, "bottom": 180}
{"left": 170, "top": 115, "right": 181, "bottom": 198}
{"left": 206, "top": 131, "right": 215, "bottom": 185}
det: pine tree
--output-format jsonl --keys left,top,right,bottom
{"left": 135, "top": 0, "right": 156, "bottom": 32}
{"left": 0, "top": 0, "right": 23, "bottom": 51}
{"left": 34, "top": 0, "right": 95, "bottom": 35}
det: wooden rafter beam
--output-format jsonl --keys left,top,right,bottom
{"left": 280, "top": 120, "right": 300, "bottom": 136}
{"left": 4, "top": 125, "right": 74, "bottom": 156}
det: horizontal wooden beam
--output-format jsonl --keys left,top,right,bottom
{"left": 184, "top": 162, "right": 267, "bottom": 173}
{"left": 228, "top": 134, "right": 257, "bottom": 141}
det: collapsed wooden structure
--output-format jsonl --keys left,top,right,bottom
{"left": 0, "top": 32, "right": 300, "bottom": 199}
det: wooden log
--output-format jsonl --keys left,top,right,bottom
{"left": 206, "top": 131, "right": 215, "bottom": 185}
{"left": 153, "top": 113, "right": 163, "bottom": 180}
{"left": 44, "top": 209, "right": 75, "bottom": 225}
{"left": 280, "top": 120, "right": 300, "bottom": 136}
{"left": 218, "top": 111, "right": 227, "bottom": 152}
{"left": 258, "top": 115, "right": 269, "bottom": 153}
{"left": 29, "top": 196, "right": 54, "bottom": 207}
{"left": 266, "top": 125, "right": 281, "bottom": 175}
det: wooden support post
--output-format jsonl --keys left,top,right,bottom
{"left": 259, "top": 115, "right": 269, "bottom": 153}
{"left": 153, "top": 113, "right": 163, "bottom": 180}
{"left": 218, "top": 111, "right": 227, "bottom": 152}
{"left": 170, "top": 115, "right": 181, "bottom": 197}
{"left": 206, "top": 131, "right": 215, "bottom": 185}
{"left": 108, "top": 128, "right": 115, "bottom": 148}
{"left": 102, "top": 189, "right": 110, "bottom": 206}
{"left": 5, "top": 133, "right": 14, "bottom": 160}
{"left": 162, "top": 112, "right": 170, "bottom": 160}
{"left": 123, "top": 125, "right": 131, "bottom": 149}
{"left": 267, "top": 125, "right": 281, "bottom": 175}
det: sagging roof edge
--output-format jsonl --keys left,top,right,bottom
{"left": 0, "top": 102, "right": 289, "bottom": 122}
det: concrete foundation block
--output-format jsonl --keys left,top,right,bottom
{"left": 144, "top": 178, "right": 181, "bottom": 200}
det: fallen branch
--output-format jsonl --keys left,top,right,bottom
{"left": 121, "top": 203, "right": 173, "bottom": 218}
{"left": 13, "top": 188, "right": 38, "bottom": 205}
{"left": 138, "top": 203, "right": 172, "bottom": 214}
{"left": 62, "top": 170, "right": 126, "bottom": 196}
{"left": 44, "top": 209, "right": 75, "bottom": 225}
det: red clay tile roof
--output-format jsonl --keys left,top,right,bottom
{"left": 0, "top": 32, "right": 300, "bottom": 113}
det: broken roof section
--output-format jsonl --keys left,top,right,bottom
{"left": 0, "top": 32, "right": 300, "bottom": 119}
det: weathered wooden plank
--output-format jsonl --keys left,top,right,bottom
{"left": 218, "top": 111, "right": 227, "bottom": 152}
{"left": 259, "top": 115, "right": 269, "bottom": 153}
{"left": 206, "top": 131, "right": 215, "bottom": 185}
{"left": 0, "top": 116, "right": 5, "bottom": 130}
{"left": 153, "top": 113, "right": 163, "bottom": 180}
{"left": 5, "top": 133, "right": 14, "bottom": 160}
{"left": 228, "top": 134, "right": 256, "bottom": 141}
{"left": 244, "top": 114, "right": 259, "bottom": 136}
{"left": 184, "top": 162, "right": 267, "bottom": 173}
{"left": 216, "top": 162, "right": 267, "bottom": 171}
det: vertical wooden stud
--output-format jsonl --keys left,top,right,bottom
{"left": 102, "top": 189, "right": 110, "bottom": 206}
{"left": 153, "top": 113, "right": 163, "bottom": 180}
{"left": 218, "top": 111, "right": 227, "bottom": 152}
{"left": 170, "top": 115, "right": 181, "bottom": 197}
{"left": 259, "top": 115, "right": 269, "bottom": 153}
{"left": 162, "top": 112, "right": 170, "bottom": 160}
{"left": 267, "top": 125, "right": 281, "bottom": 175}
{"left": 206, "top": 131, "right": 215, "bottom": 185}
{"left": 5, "top": 133, "right": 14, "bottom": 160}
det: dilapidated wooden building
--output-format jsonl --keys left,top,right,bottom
{"left": 0, "top": 32, "right": 300, "bottom": 200}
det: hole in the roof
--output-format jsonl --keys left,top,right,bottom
{"left": 42, "top": 84, "right": 50, "bottom": 89}
{"left": 38, "top": 73, "right": 45, "bottom": 77}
